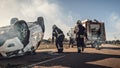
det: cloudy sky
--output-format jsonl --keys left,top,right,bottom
{"left": 0, "top": 0, "right": 120, "bottom": 40}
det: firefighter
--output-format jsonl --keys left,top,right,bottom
{"left": 67, "top": 29, "right": 74, "bottom": 48}
{"left": 74, "top": 20, "right": 88, "bottom": 53}
{"left": 52, "top": 25, "right": 65, "bottom": 53}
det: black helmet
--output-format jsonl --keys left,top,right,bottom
{"left": 52, "top": 24, "right": 57, "bottom": 29}
{"left": 77, "top": 20, "right": 82, "bottom": 25}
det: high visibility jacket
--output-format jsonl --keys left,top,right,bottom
{"left": 75, "top": 24, "right": 86, "bottom": 38}
{"left": 52, "top": 27, "right": 64, "bottom": 42}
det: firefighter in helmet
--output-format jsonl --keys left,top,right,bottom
{"left": 52, "top": 25, "right": 65, "bottom": 53}
{"left": 74, "top": 20, "right": 88, "bottom": 53}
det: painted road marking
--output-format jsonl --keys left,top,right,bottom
{"left": 23, "top": 55, "right": 66, "bottom": 68}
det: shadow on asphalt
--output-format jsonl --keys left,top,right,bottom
{"left": 35, "top": 52, "right": 120, "bottom": 68}
{"left": 0, "top": 52, "right": 62, "bottom": 68}
{"left": 0, "top": 51, "right": 119, "bottom": 68}
{"left": 101, "top": 47, "right": 120, "bottom": 50}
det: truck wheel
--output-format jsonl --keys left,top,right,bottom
{"left": 92, "top": 41, "right": 97, "bottom": 48}
{"left": 91, "top": 43, "right": 94, "bottom": 48}
{"left": 93, "top": 40, "right": 101, "bottom": 50}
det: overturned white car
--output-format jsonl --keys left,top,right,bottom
{"left": 0, "top": 17, "right": 45, "bottom": 58}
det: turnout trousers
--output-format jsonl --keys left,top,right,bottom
{"left": 76, "top": 38, "right": 85, "bottom": 53}
{"left": 56, "top": 35, "right": 64, "bottom": 53}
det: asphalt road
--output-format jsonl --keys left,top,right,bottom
{"left": 31, "top": 44, "right": 120, "bottom": 68}
{"left": 0, "top": 44, "right": 120, "bottom": 68}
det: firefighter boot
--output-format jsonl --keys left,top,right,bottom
{"left": 78, "top": 47, "right": 81, "bottom": 53}
{"left": 81, "top": 47, "right": 84, "bottom": 52}
{"left": 59, "top": 49, "right": 63, "bottom": 53}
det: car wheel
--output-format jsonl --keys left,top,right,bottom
{"left": 14, "top": 20, "right": 30, "bottom": 47}
{"left": 36, "top": 17, "right": 45, "bottom": 33}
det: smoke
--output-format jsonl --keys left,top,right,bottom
{"left": 109, "top": 13, "right": 120, "bottom": 31}
{"left": 107, "top": 13, "right": 120, "bottom": 40}
{"left": 0, "top": 0, "right": 71, "bottom": 39}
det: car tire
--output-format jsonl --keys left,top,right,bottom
{"left": 36, "top": 17, "right": 45, "bottom": 33}
{"left": 14, "top": 20, "right": 30, "bottom": 47}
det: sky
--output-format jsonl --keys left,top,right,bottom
{"left": 0, "top": 0, "right": 120, "bottom": 40}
